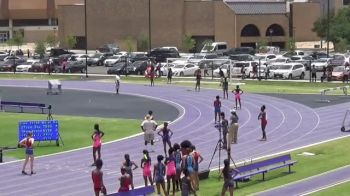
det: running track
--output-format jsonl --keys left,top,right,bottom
{"left": 0, "top": 79, "right": 349, "bottom": 196}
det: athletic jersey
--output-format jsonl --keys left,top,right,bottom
{"left": 123, "top": 161, "right": 133, "bottom": 176}
{"left": 186, "top": 154, "right": 194, "bottom": 172}
{"left": 20, "top": 137, "right": 34, "bottom": 148}
{"left": 118, "top": 174, "right": 131, "bottom": 192}
{"left": 93, "top": 132, "right": 102, "bottom": 148}
{"left": 92, "top": 170, "right": 103, "bottom": 189}
{"left": 155, "top": 162, "right": 165, "bottom": 182}
{"left": 161, "top": 128, "right": 170, "bottom": 140}
{"left": 235, "top": 88, "right": 241, "bottom": 94}
{"left": 166, "top": 155, "right": 176, "bottom": 176}
{"left": 175, "top": 151, "right": 182, "bottom": 170}
{"left": 214, "top": 100, "right": 221, "bottom": 108}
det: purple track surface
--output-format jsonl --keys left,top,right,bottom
{"left": 0, "top": 79, "right": 349, "bottom": 196}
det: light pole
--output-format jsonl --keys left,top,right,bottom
{"left": 84, "top": 0, "right": 88, "bottom": 78}
{"left": 269, "top": 29, "right": 273, "bottom": 46}
{"left": 148, "top": 0, "right": 151, "bottom": 53}
{"left": 326, "top": 0, "right": 330, "bottom": 58}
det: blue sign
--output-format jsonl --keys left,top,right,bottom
{"left": 18, "top": 120, "right": 59, "bottom": 142}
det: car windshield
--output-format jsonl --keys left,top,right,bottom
{"left": 190, "top": 55, "right": 204, "bottom": 60}
{"left": 291, "top": 57, "right": 301, "bottom": 60}
{"left": 315, "top": 59, "right": 328, "bottom": 62}
{"left": 278, "top": 65, "right": 293, "bottom": 70}
{"left": 92, "top": 54, "right": 102, "bottom": 58}
{"left": 234, "top": 63, "right": 249, "bottom": 67}
{"left": 275, "top": 58, "right": 287, "bottom": 62}
{"left": 22, "top": 62, "right": 32, "bottom": 65}
{"left": 333, "top": 66, "right": 345, "bottom": 72}
{"left": 109, "top": 56, "right": 120, "bottom": 59}
{"left": 174, "top": 64, "right": 185, "bottom": 68}
{"left": 231, "top": 55, "right": 250, "bottom": 61}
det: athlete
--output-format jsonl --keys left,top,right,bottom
{"left": 115, "top": 75, "right": 120, "bottom": 94}
{"left": 118, "top": 167, "right": 131, "bottom": 192}
{"left": 258, "top": 105, "right": 267, "bottom": 141}
{"left": 195, "top": 69, "right": 201, "bottom": 92}
{"left": 91, "top": 124, "right": 105, "bottom": 166}
{"left": 141, "top": 150, "right": 153, "bottom": 186}
{"left": 158, "top": 122, "right": 174, "bottom": 156}
{"left": 191, "top": 145, "right": 203, "bottom": 191}
{"left": 222, "top": 77, "right": 229, "bottom": 99}
{"left": 123, "top": 154, "right": 138, "bottom": 189}
{"left": 220, "top": 112, "right": 229, "bottom": 149}
{"left": 153, "top": 155, "right": 167, "bottom": 196}
{"left": 232, "top": 85, "right": 243, "bottom": 109}
{"left": 220, "top": 159, "right": 239, "bottom": 196}
{"left": 92, "top": 159, "right": 107, "bottom": 196}
{"left": 141, "top": 114, "right": 158, "bottom": 152}
{"left": 19, "top": 132, "right": 35, "bottom": 175}
{"left": 214, "top": 96, "right": 222, "bottom": 123}
{"left": 173, "top": 143, "right": 182, "bottom": 191}
{"left": 165, "top": 148, "right": 177, "bottom": 196}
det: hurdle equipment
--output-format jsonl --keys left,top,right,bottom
{"left": 47, "top": 80, "right": 62, "bottom": 95}
{"left": 317, "top": 86, "right": 349, "bottom": 103}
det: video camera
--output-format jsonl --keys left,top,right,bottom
{"left": 214, "top": 123, "right": 222, "bottom": 130}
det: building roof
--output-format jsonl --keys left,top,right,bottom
{"left": 225, "top": 1, "right": 287, "bottom": 15}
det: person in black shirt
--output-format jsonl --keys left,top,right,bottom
{"left": 195, "top": 69, "right": 201, "bottom": 92}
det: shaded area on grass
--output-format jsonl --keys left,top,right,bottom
{"left": 0, "top": 113, "right": 141, "bottom": 159}
{"left": 0, "top": 86, "right": 179, "bottom": 121}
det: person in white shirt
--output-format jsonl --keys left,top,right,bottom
{"left": 141, "top": 114, "right": 158, "bottom": 152}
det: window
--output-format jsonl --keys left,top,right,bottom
{"left": 0, "top": 20, "right": 8, "bottom": 27}
{"left": 241, "top": 24, "right": 260, "bottom": 37}
{"left": 217, "top": 45, "right": 227, "bottom": 50}
{"left": 266, "top": 24, "right": 285, "bottom": 36}
{"left": 13, "top": 19, "right": 49, "bottom": 26}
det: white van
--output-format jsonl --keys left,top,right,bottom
{"left": 201, "top": 42, "right": 228, "bottom": 55}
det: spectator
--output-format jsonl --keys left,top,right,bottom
{"left": 214, "top": 96, "right": 222, "bottom": 123}
{"left": 195, "top": 69, "right": 201, "bottom": 92}
{"left": 228, "top": 109, "right": 239, "bottom": 148}
{"left": 220, "top": 112, "right": 229, "bottom": 149}
{"left": 115, "top": 75, "right": 120, "bottom": 94}
{"left": 258, "top": 105, "right": 267, "bottom": 141}
{"left": 222, "top": 77, "right": 229, "bottom": 99}
{"left": 167, "top": 68, "right": 173, "bottom": 84}
{"left": 343, "top": 65, "right": 349, "bottom": 83}
{"left": 141, "top": 114, "right": 158, "bottom": 152}
{"left": 219, "top": 68, "right": 224, "bottom": 86}
{"left": 311, "top": 65, "right": 317, "bottom": 82}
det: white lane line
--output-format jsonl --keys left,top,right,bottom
{"left": 0, "top": 84, "right": 186, "bottom": 166}
{"left": 299, "top": 177, "right": 350, "bottom": 196}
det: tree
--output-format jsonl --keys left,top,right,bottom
{"left": 46, "top": 33, "right": 58, "bottom": 48}
{"left": 12, "top": 31, "right": 24, "bottom": 49}
{"left": 182, "top": 34, "right": 196, "bottom": 53}
{"left": 35, "top": 41, "right": 46, "bottom": 59}
{"left": 123, "top": 37, "right": 135, "bottom": 53}
{"left": 257, "top": 39, "right": 268, "bottom": 53}
{"left": 286, "top": 37, "right": 296, "bottom": 52}
{"left": 65, "top": 35, "right": 77, "bottom": 51}
{"left": 334, "top": 37, "right": 348, "bottom": 53}
{"left": 137, "top": 34, "right": 149, "bottom": 52}
{"left": 313, "top": 6, "right": 350, "bottom": 51}
{"left": 201, "top": 39, "right": 213, "bottom": 52}
{"left": 6, "top": 38, "right": 15, "bottom": 50}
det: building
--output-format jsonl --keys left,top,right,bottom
{"left": 57, "top": 0, "right": 344, "bottom": 51}
{"left": 0, "top": 0, "right": 82, "bottom": 43}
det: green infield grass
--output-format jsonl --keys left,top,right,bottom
{"left": 192, "top": 136, "right": 350, "bottom": 196}
{"left": 0, "top": 112, "right": 140, "bottom": 159}
{"left": 311, "top": 181, "right": 350, "bottom": 196}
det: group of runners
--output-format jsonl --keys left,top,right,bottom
{"left": 214, "top": 86, "right": 268, "bottom": 148}
{"left": 90, "top": 111, "right": 207, "bottom": 196}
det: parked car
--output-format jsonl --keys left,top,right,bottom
{"left": 57, "top": 61, "right": 86, "bottom": 73}
{"left": 50, "top": 48, "right": 73, "bottom": 57}
{"left": 149, "top": 47, "right": 180, "bottom": 62}
{"left": 290, "top": 55, "right": 314, "bottom": 70}
{"left": 331, "top": 66, "right": 347, "bottom": 81}
{"left": 129, "top": 52, "right": 149, "bottom": 63}
{"left": 98, "top": 43, "right": 120, "bottom": 54}
{"left": 16, "top": 62, "right": 35, "bottom": 72}
{"left": 224, "top": 47, "right": 255, "bottom": 56}
{"left": 271, "top": 63, "right": 305, "bottom": 79}
{"left": 329, "top": 53, "right": 350, "bottom": 67}
{"left": 30, "top": 61, "right": 53, "bottom": 72}
{"left": 231, "top": 61, "right": 257, "bottom": 77}
{"left": 201, "top": 42, "right": 227, "bottom": 55}
{"left": 254, "top": 53, "right": 278, "bottom": 65}
{"left": 172, "top": 63, "right": 199, "bottom": 76}
{"left": 3, "top": 56, "right": 25, "bottom": 64}
{"left": 125, "top": 60, "right": 147, "bottom": 75}
{"left": 229, "top": 54, "right": 255, "bottom": 62}
{"left": 0, "top": 61, "right": 14, "bottom": 72}
{"left": 107, "top": 62, "right": 126, "bottom": 75}
{"left": 104, "top": 55, "right": 127, "bottom": 67}
{"left": 0, "top": 51, "right": 9, "bottom": 61}
{"left": 311, "top": 58, "right": 332, "bottom": 71}
{"left": 280, "top": 50, "right": 306, "bottom": 58}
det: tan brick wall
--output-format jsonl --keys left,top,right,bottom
{"left": 24, "top": 29, "right": 55, "bottom": 43}
{"left": 9, "top": 0, "right": 47, "bottom": 10}
{"left": 184, "top": 1, "right": 214, "bottom": 36}
{"left": 292, "top": 3, "right": 320, "bottom": 41}
{"left": 214, "top": 1, "right": 236, "bottom": 48}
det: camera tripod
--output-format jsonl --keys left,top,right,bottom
{"left": 208, "top": 124, "right": 236, "bottom": 174}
